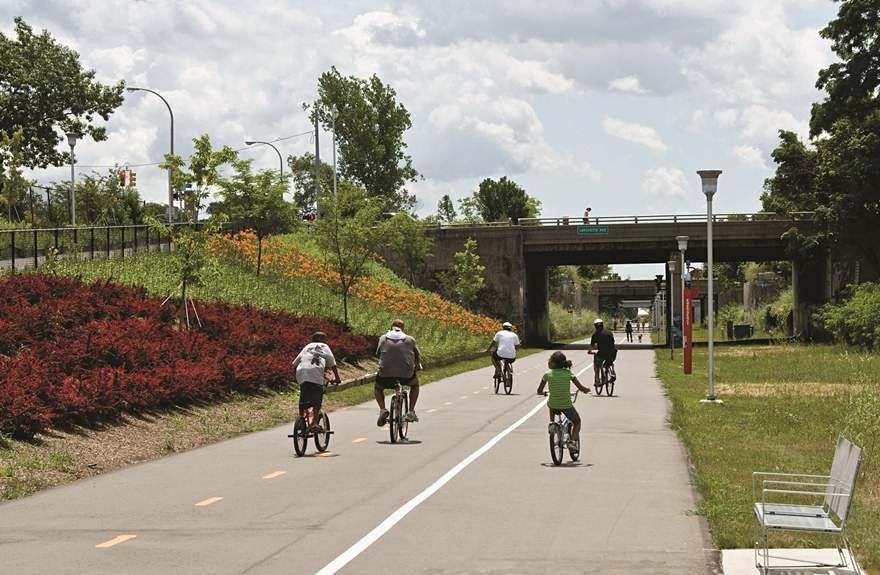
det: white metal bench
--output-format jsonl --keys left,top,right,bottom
{"left": 752, "top": 435, "right": 863, "bottom": 574}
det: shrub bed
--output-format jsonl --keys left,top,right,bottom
{"left": 0, "top": 274, "right": 376, "bottom": 438}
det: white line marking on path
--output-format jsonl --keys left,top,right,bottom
{"left": 427, "top": 408, "right": 438, "bottom": 413}
{"left": 315, "top": 399, "right": 548, "bottom": 575}
{"left": 575, "top": 364, "right": 594, "bottom": 378}
{"left": 95, "top": 535, "right": 136, "bottom": 548}
{"left": 444, "top": 401, "right": 453, "bottom": 406}
{"left": 194, "top": 497, "right": 224, "bottom": 507}
{"left": 262, "top": 471, "right": 286, "bottom": 480}
{"left": 352, "top": 437, "right": 368, "bottom": 444}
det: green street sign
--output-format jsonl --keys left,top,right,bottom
{"left": 576, "top": 225, "right": 609, "bottom": 235}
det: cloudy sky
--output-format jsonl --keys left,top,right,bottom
{"left": 3, "top": 0, "right": 839, "bottom": 277}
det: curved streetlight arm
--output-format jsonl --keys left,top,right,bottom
{"left": 244, "top": 140, "right": 284, "bottom": 177}
{"left": 126, "top": 86, "right": 175, "bottom": 222}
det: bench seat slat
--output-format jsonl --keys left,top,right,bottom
{"left": 754, "top": 504, "right": 841, "bottom": 533}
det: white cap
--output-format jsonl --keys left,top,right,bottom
{"left": 502, "top": 321, "right": 513, "bottom": 328}
{"left": 593, "top": 318, "right": 603, "bottom": 325}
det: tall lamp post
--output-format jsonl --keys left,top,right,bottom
{"left": 330, "top": 108, "right": 338, "bottom": 197}
{"left": 676, "top": 235, "right": 689, "bottom": 350}
{"left": 126, "top": 87, "right": 174, "bottom": 222}
{"left": 66, "top": 132, "right": 78, "bottom": 226}
{"left": 244, "top": 140, "right": 284, "bottom": 178}
{"left": 668, "top": 258, "right": 677, "bottom": 357}
{"left": 698, "top": 170, "right": 723, "bottom": 404}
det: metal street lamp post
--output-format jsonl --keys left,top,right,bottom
{"left": 331, "top": 108, "right": 338, "bottom": 197}
{"left": 66, "top": 132, "right": 78, "bottom": 225}
{"left": 126, "top": 87, "right": 174, "bottom": 222}
{"left": 676, "top": 235, "right": 689, "bottom": 351}
{"left": 698, "top": 170, "right": 723, "bottom": 403}
{"left": 244, "top": 140, "right": 284, "bottom": 178}
{"left": 668, "top": 258, "right": 677, "bottom": 357}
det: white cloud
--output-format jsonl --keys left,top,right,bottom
{"left": 731, "top": 145, "right": 768, "bottom": 170}
{"left": 641, "top": 167, "right": 689, "bottom": 198}
{"left": 604, "top": 117, "right": 668, "bottom": 152}
{"left": 608, "top": 75, "right": 648, "bottom": 94}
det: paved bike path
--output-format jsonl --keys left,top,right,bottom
{"left": 0, "top": 335, "right": 717, "bottom": 574}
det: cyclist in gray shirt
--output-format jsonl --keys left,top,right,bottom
{"left": 375, "top": 319, "right": 422, "bottom": 425}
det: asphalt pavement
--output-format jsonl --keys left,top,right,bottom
{"left": 0, "top": 331, "right": 718, "bottom": 574}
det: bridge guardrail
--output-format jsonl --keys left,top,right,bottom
{"left": 430, "top": 212, "right": 814, "bottom": 228}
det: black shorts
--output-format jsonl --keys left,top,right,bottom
{"left": 375, "top": 373, "right": 418, "bottom": 389}
{"left": 492, "top": 352, "right": 516, "bottom": 365}
{"left": 298, "top": 381, "right": 324, "bottom": 411}
{"left": 550, "top": 406, "right": 581, "bottom": 425}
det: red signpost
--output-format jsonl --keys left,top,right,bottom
{"left": 684, "top": 287, "right": 698, "bottom": 374}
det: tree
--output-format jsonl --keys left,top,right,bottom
{"left": 286, "top": 152, "right": 333, "bottom": 214}
{"left": 452, "top": 238, "right": 485, "bottom": 307}
{"left": 761, "top": 1, "right": 880, "bottom": 275}
{"left": 307, "top": 67, "right": 419, "bottom": 212}
{"left": 576, "top": 264, "right": 612, "bottom": 281}
{"left": 383, "top": 212, "right": 433, "bottom": 286}
{"left": 315, "top": 182, "right": 386, "bottom": 327}
{"left": 67, "top": 169, "right": 144, "bottom": 225}
{"left": 459, "top": 176, "right": 541, "bottom": 223}
{"left": 0, "top": 129, "right": 29, "bottom": 221}
{"left": 0, "top": 18, "right": 124, "bottom": 169}
{"left": 215, "top": 158, "right": 295, "bottom": 274}
{"left": 161, "top": 134, "right": 236, "bottom": 222}
{"left": 436, "top": 194, "right": 456, "bottom": 224}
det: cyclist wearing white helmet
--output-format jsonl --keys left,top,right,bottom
{"left": 587, "top": 318, "right": 617, "bottom": 386}
{"left": 487, "top": 321, "right": 520, "bottom": 379}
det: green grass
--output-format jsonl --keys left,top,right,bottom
{"left": 44, "top": 249, "right": 487, "bottom": 363}
{"left": 655, "top": 344, "right": 879, "bottom": 572}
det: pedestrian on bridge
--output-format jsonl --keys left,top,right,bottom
{"left": 583, "top": 207, "right": 591, "bottom": 224}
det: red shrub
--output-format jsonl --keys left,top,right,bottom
{"left": 0, "top": 274, "right": 376, "bottom": 437}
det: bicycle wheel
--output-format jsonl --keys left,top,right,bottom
{"left": 494, "top": 371, "right": 501, "bottom": 394}
{"left": 605, "top": 365, "right": 615, "bottom": 397}
{"left": 549, "top": 422, "right": 564, "bottom": 466}
{"left": 398, "top": 393, "right": 409, "bottom": 440}
{"left": 314, "top": 412, "right": 331, "bottom": 452}
{"left": 389, "top": 395, "right": 400, "bottom": 444}
{"left": 503, "top": 364, "right": 513, "bottom": 395}
{"left": 292, "top": 416, "right": 308, "bottom": 457}
{"left": 566, "top": 421, "right": 580, "bottom": 462}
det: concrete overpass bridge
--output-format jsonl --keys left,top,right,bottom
{"left": 423, "top": 213, "right": 823, "bottom": 343}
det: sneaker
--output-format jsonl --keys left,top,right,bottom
{"left": 405, "top": 411, "right": 419, "bottom": 423}
{"left": 567, "top": 439, "right": 580, "bottom": 451}
{"left": 377, "top": 409, "right": 389, "bottom": 426}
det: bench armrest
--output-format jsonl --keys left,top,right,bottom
{"left": 752, "top": 471, "right": 832, "bottom": 502}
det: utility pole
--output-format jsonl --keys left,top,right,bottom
{"left": 313, "top": 114, "right": 320, "bottom": 215}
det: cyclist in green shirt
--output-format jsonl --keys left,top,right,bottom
{"left": 536, "top": 351, "right": 591, "bottom": 448}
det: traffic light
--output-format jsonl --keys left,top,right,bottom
{"left": 654, "top": 274, "right": 664, "bottom": 293}
{"left": 129, "top": 172, "right": 137, "bottom": 187}
{"left": 119, "top": 169, "right": 127, "bottom": 187}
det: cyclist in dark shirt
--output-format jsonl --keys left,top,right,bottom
{"left": 588, "top": 318, "right": 617, "bottom": 386}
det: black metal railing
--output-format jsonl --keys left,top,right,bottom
{"left": 0, "top": 223, "right": 200, "bottom": 272}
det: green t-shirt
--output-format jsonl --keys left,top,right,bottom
{"left": 543, "top": 368, "right": 574, "bottom": 409}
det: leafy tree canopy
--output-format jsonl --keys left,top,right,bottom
{"left": 0, "top": 18, "right": 124, "bottom": 169}
{"left": 306, "top": 67, "right": 419, "bottom": 213}
{"left": 286, "top": 152, "right": 333, "bottom": 214}
{"left": 459, "top": 176, "right": 541, "bottom": 223}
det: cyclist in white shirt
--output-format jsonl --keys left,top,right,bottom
{"left": 487, "top": 321, "right": 520, "bottom": 378}
{"left": 292, "top": 332, "right": 341, "bottom": 429}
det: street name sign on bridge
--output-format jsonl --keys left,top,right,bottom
{"left": 576, "top": 225, "right": 609, "bottom": 235}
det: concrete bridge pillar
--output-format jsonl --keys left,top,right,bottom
{"left": 524, "top": 260, "right": 550, "bottom": 344}
{"left": 791, "top": 252, "right": 828, "bottom": 339}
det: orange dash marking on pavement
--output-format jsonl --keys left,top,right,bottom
{"left": 262, "top": 471, "right": 287, "bottom": 480}
{"left": 352, "top": 437, "right": 368, "bottom": 443}
{"left": 195, "top": 496, "right": 224, "bottom": 507}
{"left": 95, "top": 535, "right": 136, "bottom": 548}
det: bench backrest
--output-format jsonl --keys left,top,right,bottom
{"left": 825, "top": 435, "right": 863, "bottom": 523}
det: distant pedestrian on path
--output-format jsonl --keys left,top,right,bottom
{"left": 625, "top": 319, "right": 633, "bottom": 343}
{"left": 583, "top": 207, "right": 591, "bottom": 224}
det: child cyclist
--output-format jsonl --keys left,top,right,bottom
{"left": 292, "top": 331, "right": 342, "bottom": 430}
{"left": 536, "top": 351, "right": 591, "bottom": 449}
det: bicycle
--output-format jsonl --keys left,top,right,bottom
{"left": 546, "top": 390, "right": 581, "bottom": 466}
{"left": 493, "top": 358, "right": 514, "bottom": 395}
{"left": 589, "top": 352, "right": 616, "bottom": 397}
{"left": 289, "top": 378, "right": 338, "bottom": 456}
{"left": 388, "top": 379, "right": 410, "bottom": 444}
